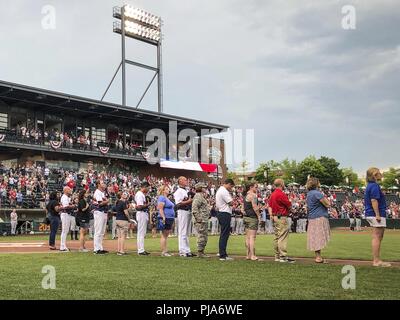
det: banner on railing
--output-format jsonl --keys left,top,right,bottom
{"left": 99, "top": 146, "right": 110, "bottom": 155}
{"left": 0, "top": 134, "right": 5, "bottom": 142}
{"left": 50, "top": 140, "right": 62, "bottom": 150}
{"left": 160, "top": 159, "right": 217, "bottom": 173}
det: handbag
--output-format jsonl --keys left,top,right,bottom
{"left": 157, "top": 216, "right": 165, "bottom": 231}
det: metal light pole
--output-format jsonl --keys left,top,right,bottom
{"left": 157, "top": 39, "right": 163, "bottom": 113}
{"left": 121, "top": 6, "right": 126, "bottom": 107}
{"left": 104, "top": 5, "right": 163, "bottom": 112}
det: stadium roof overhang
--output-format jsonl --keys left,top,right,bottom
{"left": 0, "top": 80, "right": 228, "bottom": 133}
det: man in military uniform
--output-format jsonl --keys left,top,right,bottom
{"left": 191, "top": 183, "right": 210, "bottom": 258}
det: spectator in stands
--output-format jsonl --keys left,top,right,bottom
{"left": 10, "top": 209, "right": 18, "bottom": 236}
{"left": 306, "top": 177, "right": 331, "bottom": 264}
{"left": 243, "top": 182, "right": 261, "bottom": 261}
{"left": 157, "top": 185, "right": 175, "bottom": 257}
{"left": 210, "top": 202, "right": 219, "bottom": 235}
{"left": 9, "top": 188, "right": 16, "bottom": 207}
{"left": 268, "top": 179, "right": 295, "bottom": 263}
{"left": 47, "top": 191, "right": 61, "bottom": 250}
{"left": 364, "top": 167, "right": 391, "bottom": 267}
{"left": 16, "top": 190, "right": 23, "bottom": 208}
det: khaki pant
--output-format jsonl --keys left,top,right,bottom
{"left": 273, "top": 217, "right": 289, "bottom": 259}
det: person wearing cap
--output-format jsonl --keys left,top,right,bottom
{"left": 191, "top": 183, "right": 210, "bottom": 258}
{"left": 268, "top": 179, "right": 295, "bottom": 263}
{"left": 215, "top": 178, "right": 235, "bottom": 261}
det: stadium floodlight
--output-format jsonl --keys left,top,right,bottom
{"left": 105, "top": 5, "right": 163, "bottom": 112}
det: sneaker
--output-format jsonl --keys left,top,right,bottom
{"left": 197, "top": 252, "right": 210, "bottom": 258}
{"left": 49, "top": 246, "right": 57, "bottom": 250}
{"left": 79, "top": 248, "right": 89, "bottom": 253}
{"left": 219, "top": 256, "right": 234, "bottom": 261}
{"left": 94, "top": 250, "right": 106, "bottom": 255}
{"left": 138, "top": 252, "right": 149, "bottom": 256}
{"left": 59, "top": 248, "right": 70, "bottom": 252}
{"left": 117, "top": 252, "right": 127, "bottom": 256}
{"left": 280, "top": 257, "right": 295, "bottom": 263}
{"left": 100, "top": 250, "right": 109, "bottom": 254}
{"left": 373, "top": 261, "right": 392, "bottom": 267}
{"left": 274, "top": 258, "right": 280, "bottom": 262}
{"left": 161, "top": 252, "right": 172, "bottom": 257}
{"left": 187, "top": 253, "right": 197, "bottom": 257}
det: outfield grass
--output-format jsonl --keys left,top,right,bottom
{"left": 1, "top": 252, "right": 400, "bottom": 300}
{"left": 0, "top": 230, "right": 399, "bottom": 300}
{"left": 2, "top": 230, "right": 400, "bottom": 261}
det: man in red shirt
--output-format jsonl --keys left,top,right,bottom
{"left": 268, "top": 179, "right": 295, "bottom": 263}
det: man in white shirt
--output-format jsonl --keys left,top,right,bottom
{"left": 10, "top": 209, "right": 18, "bottom": 235}
{"left": 174, "top": 176, "right": 195, "bottom": 257}
{"left": 215, "top": 179, "right": 235, "bottom": 261}
{"left": 60, "top": 186, "right": 75, "bottom": 252}
{"left": 44, "top": 167, "right": 50, "bottom": 179}
{"left": 93, "top": 181, "right": 110, "bottom": 254}
{"left": 135, "top": 181, "right": 151, "bottom": 255}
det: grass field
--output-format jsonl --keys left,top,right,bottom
{"left": 0, "top": 230, "right": 399, "bottom": 300}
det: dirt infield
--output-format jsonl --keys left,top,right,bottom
{"left": 0, "top": 239, "right": 135, "bottom": 253}
{"left": 0, "top": 239, "right": 399, "bottom": 268}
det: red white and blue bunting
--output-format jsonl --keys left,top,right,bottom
{"left": 99, "top": 146, "right": 110, "bottom": 155}
{"left": 50, "top": 140, "right": 62, "bottom": 150}
{"left": 142, "top": 151, "right": 150, "bottom": 159}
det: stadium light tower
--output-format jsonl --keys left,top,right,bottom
{"left": 102, "top": 4, "right": 163, "bottom": 112}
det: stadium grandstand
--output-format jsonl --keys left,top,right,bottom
{"left": 0, "top": 79, "right": 227, "bottom": 232}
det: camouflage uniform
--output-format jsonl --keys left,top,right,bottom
{"left": 191, "top": 192, "right": 210, "bottom": 253}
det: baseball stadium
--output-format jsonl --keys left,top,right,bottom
{"left": 1, "top": 1, "right": 400, "bottom": 304}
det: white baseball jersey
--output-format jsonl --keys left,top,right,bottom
{"left": 135, "top": 191, "right": 146, "bottom": 212}
{"left": 174, "top": 187, "right": 188, "bottom": 205}
{"left": 60, "top": 194, "right": 71, "bottom": 213}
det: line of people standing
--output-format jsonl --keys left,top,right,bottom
{"left": 44, "top": 168, "right": 392, "bottom": 267}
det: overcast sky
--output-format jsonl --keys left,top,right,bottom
{"left": 0, "top": 0, "right": 399, "bottom": 175}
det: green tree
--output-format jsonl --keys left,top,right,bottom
{"left": 341, "top": 167, "right": 364, "bottom": 187}
{"left": 226, "top": 171, "right": 240, "bottom": 185}
{"left": 318, "top": 156, "right": 343, "bottom": 186}
{"left": 295, "top": 156, "right": 326, "bottom": 185}
{"left": 280, "top": 158, "right": 298, "bottom": 184}
{"left": 254, "top": 161, "right": 281, "bottom": 184}
{"left": 238, "top": 160, "right": 250, "bottom": 182}
{"left": 382, "top": 168, "right": 400, "bottom": 190}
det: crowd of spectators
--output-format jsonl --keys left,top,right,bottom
{"left": 2, "top": 125, "right": 146, "bottom": 155}
{"left": 1, "top": 163, "right": 399, "bottom": 237}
